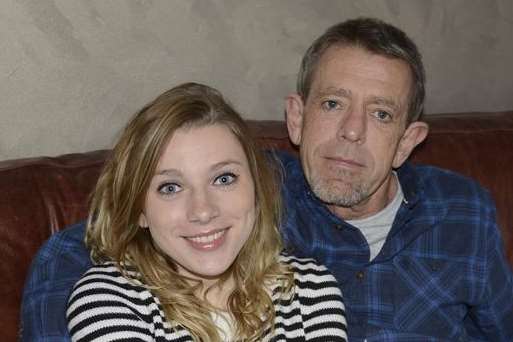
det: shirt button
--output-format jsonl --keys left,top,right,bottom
{"left": 430, "top": 262, "right": 441, "bottom": 272}
{"left": 356, "top": 271, "right": 365, "bottom": 280}
{"left": 334, "top": 224, "right": 344, "bottom": 230}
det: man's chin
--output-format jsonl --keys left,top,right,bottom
{"left": 311, "top": 182, "right": 366, "bottom": 208}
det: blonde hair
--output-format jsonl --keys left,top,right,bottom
{"left": 86, "top": 82, "right": 294, "bottom": 341}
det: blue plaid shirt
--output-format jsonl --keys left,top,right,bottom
{"left": 20, "top": 154, "right": 513, "bottom": 341}
{"left": 20, "top": 223, "right": 91, "bottom": 341}
{"left": 279, "top": 152, "right": 513, "bottom": 341}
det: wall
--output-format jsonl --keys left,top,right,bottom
{"left": 1, "top": 0, "right": 512, "bottom": 160}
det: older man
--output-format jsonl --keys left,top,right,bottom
{"left": 279, "top": 17, "right": 513, "bottom": 341}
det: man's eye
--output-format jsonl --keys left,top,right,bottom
{"left": 373, "top": 110, "right": 392, "bottom": 122}
{"left": 157, "top": 183, "right": 182, "bottom": 195}
{"left": 321, "top": 100, "right": 340, "bottom": 111}
{"left": 213, "top": 173, "right": 237, "bottom": 186}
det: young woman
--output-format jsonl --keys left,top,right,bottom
{"left": 66, "top": 83, "right": 347, "bottom": 341}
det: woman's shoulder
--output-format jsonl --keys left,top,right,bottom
{"left": 276, "top": 253, "right": 348, "bottom": 341}
{"left": 66, "top": 262, "right": 164, "bottom": 339}
{"left": 73, "top": 261, "right": 145, "bottom": 291}
{"left": 67, "top": 261, "right": 154, "bottom": 314}
{"left": 278, "top": 252, "right": 341, "bottom": 290}
{"left": 279, "top": 252, "right": 331, "bottom": 275}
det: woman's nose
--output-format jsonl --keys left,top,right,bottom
{"left": 186, "top": 190, "right": 220, "bottom": 224}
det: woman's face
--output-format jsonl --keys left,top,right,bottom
{"left": 139, "top": 124, "right": 256, "bottom": 283}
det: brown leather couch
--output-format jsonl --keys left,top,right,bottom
{"left": 2, "top": 112, "right": 513, "bottom": 341}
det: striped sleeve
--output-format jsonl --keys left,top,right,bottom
{"left": 66, "top": 264, "right": 157, "bottom": 342}
{"left": 280, "top": 254, "right": 348, "bottom": 341}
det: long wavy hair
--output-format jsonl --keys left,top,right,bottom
{"left": 85, "top": 82, "right": 294, "bottom": 341}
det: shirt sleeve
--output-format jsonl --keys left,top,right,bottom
{"left": 294, "top": 259, "right": 348, "bottom": 341}
{"left": 20, "top": 222, "right": 90, "bottom": 342}
{"left": 468, "top": 200, "right": 513, "bottom": 341}
{"left": 66, "top": 267, "right": 153, "bottom": 342}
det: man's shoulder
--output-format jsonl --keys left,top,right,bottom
{"left": 270, "top": 150, "right": 307, "bottom": 196}
{"left": 20, "top": 221, "right": 90, "bottom": 341}
{"left": 270, "top": 150, "right": 300, "bottom": 172}
{"left": 405, "top": 163, "right": 493, "bottom": 203}
{"left": 23, "top": 220, "right": 90, "bottom": 295}
{"left": 29, "top": 221, "right": 90, "bottom": 277}
{"left": 38, "top": 221, "right": 87, "bottom": 252}
{"left": 401, "top": 163, "right": 498, "bottom": 242}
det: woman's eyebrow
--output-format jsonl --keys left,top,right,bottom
{"left": 155, "top": 168, "right": 181, "bottom": 177}
{"left": 210, "top": 160, "right": 243, "bottom": 171}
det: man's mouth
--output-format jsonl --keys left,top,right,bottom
{"left": 325, "top": 156, "right": 365, "bottom": 168}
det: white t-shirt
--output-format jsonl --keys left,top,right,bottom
{"left": 347, "top": 173, "right": 404, "bottom": 261}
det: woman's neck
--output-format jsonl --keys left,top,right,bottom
{"left": 201, "top": 276, "right": 235, "bottom": 310}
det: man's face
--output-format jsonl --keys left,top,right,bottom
{"left": 286, "top": 45, "right": 427, "bottom": 219}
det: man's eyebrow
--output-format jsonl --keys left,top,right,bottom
{"left": 314, "top": 87, "right": 352, "bottom": 99}
{"left": 368, "top": 96, "right": 401, "bottom": 111}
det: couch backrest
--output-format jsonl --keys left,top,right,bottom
{"left": 1, "top": 112, "right": 513, "bottom": 341}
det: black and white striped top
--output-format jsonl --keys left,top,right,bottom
{"left": 66, "top": 254, "right": 347, "bottom": 341}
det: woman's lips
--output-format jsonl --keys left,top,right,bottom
{"left": 183, "top": 228, "right": 229, "bottom": 251}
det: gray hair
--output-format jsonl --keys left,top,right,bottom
{"left": 297, "top": 17, "right": 425, "bottom": 122}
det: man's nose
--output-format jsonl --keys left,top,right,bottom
{"left": 337, "top": 108, "right": 366, "bottom": 143}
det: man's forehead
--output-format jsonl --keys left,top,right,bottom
{"left": 309, "top": 47, "right": 412, "bottom": 109}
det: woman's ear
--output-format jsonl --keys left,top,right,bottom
{"left": 392, "top": 121, "right": 429, "bottom": 168}
{"left": 285, "top": 93, "right": 305, "bottom": 145}
{"left": 139, "top": 212, "right": 149, "bottom": 228}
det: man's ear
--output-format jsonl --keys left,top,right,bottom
{"left": 392, "top": 121, "right": 429, "bottom": 168}
{"left": 285, "top": 93, "right": 305, "bottom": 145}
{"left": 139, "top": 212, "right": 148, "bottom": 228}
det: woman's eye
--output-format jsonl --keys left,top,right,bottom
{"left": 213, "top": 173, "right": 237, "bottom": 186}
{"left": 157, "top": 183, "right": 182, "bottom": 195}
{"left": 321, "top": 100, "right": 340, "bottom": 111}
